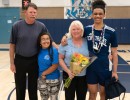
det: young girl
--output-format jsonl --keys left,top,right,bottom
{"left": 37, "top": 32, "right": 60, "bottom": 100}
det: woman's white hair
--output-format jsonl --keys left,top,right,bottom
{"left": 68, "top": 20, "right": 84, "bottom": 37}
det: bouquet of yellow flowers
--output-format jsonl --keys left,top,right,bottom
{"left": 64, "top": 52, "right": 97, "bottom": 88}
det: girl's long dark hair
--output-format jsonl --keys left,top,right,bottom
{"left": 37, "top": 32, "right": 53, "bottom": 62}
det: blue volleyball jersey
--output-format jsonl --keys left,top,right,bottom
{"left": 84, "top": 25, "right": 118, "bottom": 71}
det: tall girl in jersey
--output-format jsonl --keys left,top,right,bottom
{"left": 84, "top": 0, "right": 118, "bottom": 100}
{"left": 37, "top": 32, "right": 60, "bottom": 100}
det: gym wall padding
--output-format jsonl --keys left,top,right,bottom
{"left": 38, "top": 19, "right": 130, "bottom": 44}
{"left": 0, "top": 19, "right": 130, "bottom": 44}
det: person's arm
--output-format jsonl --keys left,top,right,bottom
{"left": 111, "top": 47, "right": 118, "bottom": 80}
{"left": 52, "top": 42, "right": 59, "bottom": 49}
{"left": 59, "top": 53, "right": 75, "bottom": 79}
{"left": 41, "top": 63, "right": 59, "bottom": 77}
{"left": 9, "top": 44, "right": 16, "bottom": 73}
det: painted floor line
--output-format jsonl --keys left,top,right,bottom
{"left": 117, "top": 72, "right": 130, "bottom": 74}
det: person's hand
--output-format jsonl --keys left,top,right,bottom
{"left": 67, "top": 70, "right": 75, "bottom": 79}
{"left": 41, "top": 72, "right": 46, "bottom": 79}
{"left": 61, "top": 35, "right": 68, "bottom": 46}
{"left": 41, "top": 75, "right": 46, "bottom": 79}
{"left": 10, "top": 64, "right": 16, "bottom": 73}
{"left": 112, "top": 71, "right": 118, "bottom": 80}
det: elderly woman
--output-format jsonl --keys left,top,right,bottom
{"left": 58, "top": 20, "right": 89, "bottom": 100}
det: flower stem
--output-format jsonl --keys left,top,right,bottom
{"left": 64, "top": 77, "right": 72, "bottom": 88}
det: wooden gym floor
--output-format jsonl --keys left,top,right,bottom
{"left": 0, "top": 44, "right": 130, "bottom": 100}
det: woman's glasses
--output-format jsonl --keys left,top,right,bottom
{"left": 41, "top": 38, "right": 50, "bottom": 42}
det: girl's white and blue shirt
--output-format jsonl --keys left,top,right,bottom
{"left": 84, "top": 24, "right": 118, "bottom": 72}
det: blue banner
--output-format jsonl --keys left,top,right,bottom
{"left": 65, "top": 0, "right": 94, "bottom": 19}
